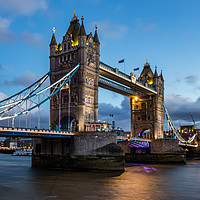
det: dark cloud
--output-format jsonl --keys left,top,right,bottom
{"left": 185, "top": 75, "right": 198, "bottom": 85}
{"left": 3, "top": 71, "right": 40, "bottom": 87}
{"left": 165, "top": 93, "right": 200, "bottom": 127}
{"left": 99, "top": 97, "right": 131, "bottom": 130}
{"left": 0, "top": 17, "right": 15, "bottom": 43}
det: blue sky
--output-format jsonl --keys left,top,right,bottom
{"left": 1, "top": 0, "right": 200, "bottom": 130}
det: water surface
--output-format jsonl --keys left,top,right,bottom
{"left": 0, "top": 154, "right": 199, "bottom": 200}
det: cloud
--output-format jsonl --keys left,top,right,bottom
{"left": 3, "top": 71, "right": 40, "bottom": 87}
{"left": 91, "top": 20, "right": 128, "bottom": 39}
{"left": 99, "top": 97, "right": 131, "bottom": 130}
{"left": 99, "top": 93, "right": 200, "bottom": 130}
{"left": 21, "top": 31, "right": 45, "bottom": 48}
{"left": 0, "top": 0, "right": 48, "bottom": 16}
{"left": 0, "top": 17, "right": 14, "bottom": 43}
{"left": 0, "top": 92, "right": 7, "bottom": 101}
{"left": 165, "top": 93, "right": 200, "bottom": 126}
{"left": 134, "top": 19, "right": 156, "bottom": 33}
{"left": 185, "top": 75, "right": 198, "bottom": 85}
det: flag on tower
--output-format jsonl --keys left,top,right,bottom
{"left": 134, "top": 67, "right": 139, "bottom": 71}
{"left": 118, "top": 59, "right": 124, "bottom": 63}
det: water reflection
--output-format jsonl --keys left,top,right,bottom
{"left": 0, "top": 154, "right": 200, "bottom": 200}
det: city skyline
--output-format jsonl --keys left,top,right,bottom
{"left": 1, "top": 0, "right": 200, "bottom": 130}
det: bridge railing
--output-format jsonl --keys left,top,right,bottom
{"left": 0, "top": 126, "right": 74, "bottom": 135}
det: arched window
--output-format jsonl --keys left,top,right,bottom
{"left": 68, "top": 43, "right": 70, "bottom": 50}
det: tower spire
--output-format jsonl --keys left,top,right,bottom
{"left": 79, "top": 16, "right": 86, "bottom": 36}
{"left": 94, "top": 25, "right": 100, "bottom": 44}
{"left": 50, "top": 27, "right": 57, "bottom": 46}
{"left": 154, "top": 65, "right": 158, "bottom": 77}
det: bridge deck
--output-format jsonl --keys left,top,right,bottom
{"left": 0, "top": 127, "right": 74, "bottom": 138}
{"left": 99, "top": 62, "right": 157, "bottom": 95}
{"left": 99, "top": 77, "right": 136, "bottom": 97}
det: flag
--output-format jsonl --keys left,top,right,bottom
{"left": 118, "top": 59, "right": 124, "bottom": 63}
{"left": 134, "top": 67, "right": 139, "bottom": 71}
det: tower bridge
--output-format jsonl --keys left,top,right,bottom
{"left": 0, "top": 12, "right": 194, "bottom": 169}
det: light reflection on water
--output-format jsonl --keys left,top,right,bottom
{"left": 0, "top": 154, "right": 200, "bottom": 200}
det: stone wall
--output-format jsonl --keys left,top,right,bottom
{"left": 32, "top": 132, "right": 125, "bottom": 171}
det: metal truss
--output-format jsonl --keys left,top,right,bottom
{"left": 164, "top": 104, "right": 197, "bottom": 144}
{"left": 0, "top": 63, "right": 80, "bottom": 122}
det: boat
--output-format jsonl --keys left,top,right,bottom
{"left": 13, "top": 149, "right": 32, "bottom": 156}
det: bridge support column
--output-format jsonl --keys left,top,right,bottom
{"left": 32, "top": 132, "right": 125, "bottom": 171}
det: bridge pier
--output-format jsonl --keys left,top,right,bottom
{"left": 118, "top": 139, "right": 186, "bottom": 163}
{"left": 32, "top": 132, "right": 125, "bottom": 171}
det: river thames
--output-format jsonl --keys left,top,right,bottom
{"left": 0, "top": 153, "right": 199, "bottom": 200}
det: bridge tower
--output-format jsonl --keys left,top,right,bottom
{"left": 131, "top": 61, "right": 164, "bottom": 139}
{"left": 49, "top": 12, "right": 100, "bottom": 132}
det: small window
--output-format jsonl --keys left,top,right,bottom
{"left": 60, "top": 57, "right": 62, "bottom": 63}
{"left": 68, "top": 43, "right": 70, "bottom": 50}
{"left": 141, "top": 103, "right": 146, "bottom": 110}
{"left": 64, "top": 56, "right": 66, "bottom": 62}
{"left": 64, "top": 44, "right": 66, "bottom": 51}
{"left": 68, "top": 54, "right": 70, "bottom": 60}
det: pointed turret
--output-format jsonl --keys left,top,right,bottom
{"left": 79, "top": 16, "right": 86, "bottom": 36}
{"left": 159, "top": 69, "right": 164, "bottom": 81}
{"left": 50, "top": 27, "right": 57, "bottom": 46}
{"left": 93, "top": 25, "right": 100, "bottom": 44}
{"left": 154, "top": 65, "right": 158, "bottom": 77}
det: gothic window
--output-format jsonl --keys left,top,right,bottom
{"left": 68, "top": 54, "right": 70, "bottom": 60}
{"left": 141, "top": 103, "right": 146, "bottom": 110}
{"left": 88, "top": 79, "right": 91, "bottom": 85}
{"left": 89, "top": 42, "right": 93, "bottom": 48}
{"left": 68, "top": 43, "right": 70, "bottom": 50}
{"left": 60, "top": 57, "right": 62, "bottom": 63}
{"left": 141, "top": 115, "right": 146, "bottom": 121}
{"left": 90, "top": 111, "right": 94, "bottom": 122}
{"left": 64, "top": 43, "right": 66, "bottom": 51}
{"left": 91, "top": 97, "right": 94, "bottom": 104}
{"left": 64, "top": 55, "right": 66, "bottom": 62}
{"left": 63, "top": 95, "right": 67, "bottom": 103}
{"left": 72, "top": 53, "right": 74, "bottom": 60}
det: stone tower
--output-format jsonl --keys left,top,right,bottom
{"left": 49, "top": 12, "right": 100, "bottom": 132}
{"left": 131, "top": 61, "right": 164, "bottom": 139}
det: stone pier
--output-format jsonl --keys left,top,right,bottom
{"left": 119, "top": 139, "right": 186, "bottom": 163}
{"left": 32, "top": 132, "right": 125, "bottom": 171}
